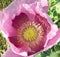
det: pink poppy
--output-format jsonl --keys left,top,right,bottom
{"left": 1, "top": 0, "right": 60, "bottom": 57}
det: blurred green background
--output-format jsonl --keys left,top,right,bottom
{"left": 0, "top": 0, "right": 60, "bottom": 57}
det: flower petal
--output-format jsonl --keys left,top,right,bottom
{"left": 3, "top": 0, "right": 21, "bottom": 20}
{"left": 2, "top": 48, "right": 21, "bottom": 57}
{"left": 40, "top": 0, "right": 49, "bottom": 12}
{"left": 44, "top": 29, "right": 60, "bottom": 51}
{"left": 2, "top": 48, "right": 34, "bottom": 57}
{"left": 12, "top": 13, "right": 29, "bottom": 29}
{"left": 2, "top": 19, "right": 17, "bottom": 37}
{"left": 21, "top": 0, "right": 39, "bottom": 4}
{"left": 3, "top": 0, "right": 35, "bottom": 21}
{"left": 35, "top": 4, "right": 58, "bottom": 47}
{"left": 10, "top": 44, "right": 30, "bottom": 56}
{"left": 19, "top": 0, "right": 49, "bottom": 12}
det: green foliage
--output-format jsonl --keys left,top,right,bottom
{"left": 0, "top": 0, "right": 60, "bottom": 57}
{"left": 48, "top": 0, "right": 60, "bottom": 27}
{"left": 0, "top": 0, "right": 12, "bottom": 10}
{"left": 0, "top": 33, "right": 9, "bottom": 57}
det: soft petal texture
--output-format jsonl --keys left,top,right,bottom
{"left": 2, "top": 48, "right": 34, "bottom": 57}
{"left": 40, "top": 0, "right": 49, "bottom": 12}
{"left": 12, "top": 13, "right": 30, "bottom": 29}
{"left": 10, "top": 44, "right": 29, "bottom": 56}
{"left": 3, "top": 0, "right": 49, "bottom": 18}
{"left": 34, "top": 3, "right": 58, "bottom": 47}
{"left": 18, "top": 0, "right": 49, "bottom": 12}
{"left": 44, "top": 29, "right": 60, "bottom": 51}
{"left": 2, "top": 19, "right": 17, "bottom": 37}
{"left": 2, "top": 48, "right": 22, "bottom": 57}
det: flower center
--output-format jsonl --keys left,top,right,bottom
{"left": 17, "top": 21, "right": 44, "bottom": 49}
{"left": 23, "top": 27, "right": 37, "bottom": 41}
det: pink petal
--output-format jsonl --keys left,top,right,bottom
{"left": 17, "top": 0, "right": 37, "bottom": 4}
{"left": 2, "top": 48, "right": 34, "bottom": 57}
{"left": 19, "top": 0, "right": 49, "bottom": 12}
{"left": 3, "top": 0, "right": 21, "bottom": 20}
{"left": 12, "top": 13, "right": 29, "bottom": 29}
{"left": 3, "top": 0, "right": 35, "bottom": 21}
{"left": 2, "top": 19, "right": 17, "bottom": 37}
{"left": 44, "top": 29, "right": 60, "bottom": 51}
{"left": 2, "top": 48, "right": 22, "bottom": 57}
{"left": 3, "top": 0, "right": 49, "bottom": 19}
{"left": 35, "top": 4, "right": 58, "bottom": 46}
{"left": 40, "top": 0, "right": 49, "bottom": 12}
{"left": 10, "top": 43, "right": 33, "bottom": 56}
{"left": 35, "top": 14, "right": 51, "bottom": 33}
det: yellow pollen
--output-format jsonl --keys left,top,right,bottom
{"left": 23, "top": 27, "right": 37, "bottom": 41}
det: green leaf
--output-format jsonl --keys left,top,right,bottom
{"left": 55, "top": 2, "right": 60, "bottom": 14}
{"left": 49, "top": 51, "right": 60, "bottom": 57}
{"left": 34, "top": 53, "right": 41, "bottom": 57}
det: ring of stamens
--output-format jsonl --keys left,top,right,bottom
{"left": 17, "top": 21, "right": 44, "bottom": 50}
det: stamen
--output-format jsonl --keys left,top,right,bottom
{"left": 17, "top": 21, "right": 44, "bottom": 50}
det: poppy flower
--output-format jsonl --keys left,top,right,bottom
{"left": 1, "top": 0, "right": 60, "bottom": 57}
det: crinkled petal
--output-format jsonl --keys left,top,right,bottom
{"left": 3, "top": 0, "right": 49, "bottom": 18}
{"left": 16, "top": 0, "right": 37, "bottom": 4}
{"left": 2, "top": 48, "right": 22, "bottom": 57}
{"left": 12, "top": 13, "right": 30, "bottom": 29}
{"left": 3, "top": 0, "right": 21, "bottom": 20}
{"left": 40, "top": 0, "right": 49, "bottom": 12}
{"left": 10, "top": 44, "right": 30, "bottom": 56}
{"left": 3, "top": 0, "right": 35, "bottom": 21}
{"left": 19, "top": 0, "right": 49, "bottom": 12}
{"left": 2, "top": 18, "right": 17, "bottom": 37}
{"left": 35, "top": 3, "right": 58, "bottom": 47}
{"left": 44, "top": 29, "right": 60, "bottom": 51}
{"left": 2, "top": 48, "right": 34, "bottom": 57}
